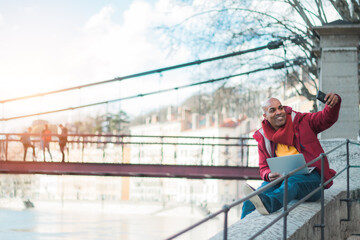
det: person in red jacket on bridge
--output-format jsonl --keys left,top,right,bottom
{"left": 241, "top": 92, "right": 341, "bottom": 218}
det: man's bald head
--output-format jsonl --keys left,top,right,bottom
{"left": 262, "top": 98, "right": 282, "bottom": 114}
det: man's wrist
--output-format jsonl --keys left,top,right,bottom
{"left": 265, "top": 173, "right": 270, "bottom": 181}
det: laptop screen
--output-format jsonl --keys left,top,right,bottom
{"left": 266, "top": 154, "right": 310, "bottom": 175}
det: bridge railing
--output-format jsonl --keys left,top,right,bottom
{"left": 0, "top": 133, "right": 257, "bottom": 167}
{"left": 165, "top": 139, "right": 360, "bottom": 240}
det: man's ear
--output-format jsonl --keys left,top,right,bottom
{"left": 263, "top": 113, "right": 267, "bottom": 119}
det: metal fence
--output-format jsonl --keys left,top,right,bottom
{"left": 166, "top": 139, "right": 360, "bottom": 240}
{"left": 0, "top": 133, "right": 257, "bottom": 167}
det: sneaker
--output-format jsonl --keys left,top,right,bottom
{"left": 243, "top": 184, "right": 270, "bottom": 215}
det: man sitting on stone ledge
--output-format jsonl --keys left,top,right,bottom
{"left": 241, "top": 93, "right": 341, "bottom": 218}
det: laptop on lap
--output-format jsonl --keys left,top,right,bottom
{"left": 266, "top": 153, "right": 315, "bottom": 175}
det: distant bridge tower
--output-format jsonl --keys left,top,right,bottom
{"left": 313, "top": 21, "right": 360, "bottom": 140}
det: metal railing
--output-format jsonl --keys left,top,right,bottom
{"left": 0, "top": 133, "right": 257, "bottom": 166}
{"left": 166, "top": 139, "right": 360, "bottom": 240}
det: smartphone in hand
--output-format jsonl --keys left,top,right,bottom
{"left": 316, "top": 90, "right": 327, "bottom": 104}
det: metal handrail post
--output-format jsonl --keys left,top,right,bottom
{"left": 222, "top": 204, "right": 230, "bottom": 240}
{"left": 283, "top": 176, "right": 289, "bottom": 239}
{"left": 160, "top": 136, "right": 164, "bottom": 164}
{"left": 346, "top": 139, "right": 350, "bottom": 219}
{"left": 81, "top": 136, "right": 85, "bottom": 162}
{"left": 341, "top": 139, "right": 351, "bottom": 222}
{"left": 200, "top": 137, "right": 204, "bottom": 165}
{"left": 320, "top": 153, "right": 325, "bottom": 240}
{"left": 5, "top": 134, "right": 8, "bottom": 161}
{"left": 210, "top": 144, "right": 214, "bottom": 166}
{"left": 314, "top": 153, "right": 325, "bottom": 239}
{"left": 173, "top": 144, "right": 177, "bottom": 163}
{"left": 121, "top": 136, "right": 124, "bottom": 163}
{"left": 246, "top": 139, "right": 250, "bottom": 167}
{"left": 240, "top": 138, "right": 244, "bottom": 166}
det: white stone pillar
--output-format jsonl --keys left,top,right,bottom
{"left": 313, "top": 24, "right": 360, "bottom": 140}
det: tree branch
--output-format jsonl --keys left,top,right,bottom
{"left": 328, "top": 0, "right": 353, "bottom": 21}
{"left": 285, "top": 0, "right": 314, "bottom": 28}
{"left": 351, "top": 0, "right": 360, "bottom": 20}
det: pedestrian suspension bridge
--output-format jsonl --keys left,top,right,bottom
{"left": 0, "top": 38, "right": 298, "bottom": 180}
{"left": 0, "top": 133, "right": 261, "bottom": 180}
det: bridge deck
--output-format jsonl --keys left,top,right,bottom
{"left": 0, "top": 161, "right": 261, "bottom": 180}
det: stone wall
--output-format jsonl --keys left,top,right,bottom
{"left": 289, "top": 190, "right": 360, "bottom": 240}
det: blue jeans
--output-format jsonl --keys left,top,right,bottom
{"left": 241, "top": 171, "right": 321, "bottom": 219}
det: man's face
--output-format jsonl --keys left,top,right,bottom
{"left": 263, "top": 98, "right": 286, "bottom": 130}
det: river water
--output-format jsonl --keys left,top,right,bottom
{"left": 0, "top": 200, "right": 231, "bottom": 240}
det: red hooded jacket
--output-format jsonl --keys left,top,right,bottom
{"left": 253, "top": 96, "right": 341, "bottom": 188}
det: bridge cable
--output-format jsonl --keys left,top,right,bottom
{"left": 0, "top": 58, "right": 304, "bottom": 121}
{"left": 0, "top": 40, "right": 284, "bottom": 104}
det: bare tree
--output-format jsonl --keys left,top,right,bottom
{"left": 160, "top": 0, "right": 360, "bottom": 111}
